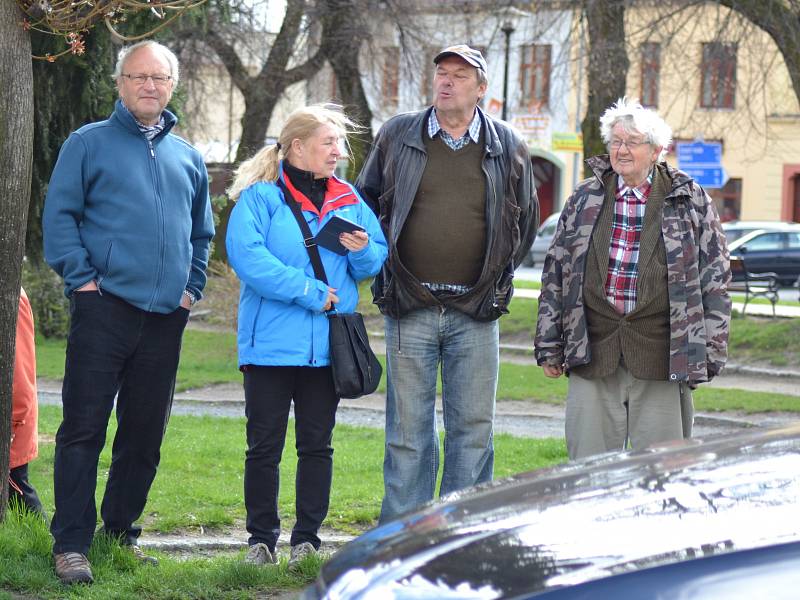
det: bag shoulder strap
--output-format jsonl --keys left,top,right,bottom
{"left": 278, "top": 179, "right": 328, "bottom": 286}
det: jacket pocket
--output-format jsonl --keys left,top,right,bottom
{"left": 250, "top": 298, "right": 264, "bottom": 347}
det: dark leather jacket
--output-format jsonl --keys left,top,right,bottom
{"left": 356, "top": 106, "right": 539, "bottom": 321}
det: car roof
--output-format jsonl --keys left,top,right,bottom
{"left": 316, "top": 424, "right": 800, "bottom": 599}
{"left": 723, "top": 220, "right": 798, "bottom": 231}
{"left": 728, "top": 225, "right": 800, "bottom": 251}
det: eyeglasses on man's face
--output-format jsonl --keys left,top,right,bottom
{"left": 608, "top": 138, "right": 649, "bottom": 151}
{"left": 121, "top": 73, "right": 173, "bottom": 86}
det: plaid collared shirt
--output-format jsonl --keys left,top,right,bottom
{"left": 427, "top": 109, "right": 482, "bottom": 150}
{"left": 605, "top": 171, "right": 653, "bottom": 314}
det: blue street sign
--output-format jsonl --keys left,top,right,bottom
{"left": 682, "top": 166, "right": 727, "bottom": 189}
{"left": 676, "top": 141, "right": 722, "bottom": 166}
{"left": 676, "top": 141, "right": 728, "bottom": 189}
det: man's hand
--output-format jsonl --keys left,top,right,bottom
{"left": 340, "top": 230, "right": 368, "bottom": 252}
{"left": 542, "top": 364, "right": 564, "bottom": 378}
{"left": 179, "top": 293, "right": 193, "bottom": 310}
{"left": 76, "top": 281, "right": 98, "bottom": 292}
{"left": 322, "top": 288, "right": 340, "bottom": 311}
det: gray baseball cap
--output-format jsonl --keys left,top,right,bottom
{"left": 433, "top": 44, "right": 487, "bottom": 72}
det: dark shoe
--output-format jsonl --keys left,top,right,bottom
{"left": 288, "top": 542, "right": 317, "bottom": 572}
{"left": 244, "top": 542, "right": 277, "bottom": 565}
{"left": 54, "top": 552, "right": 94, "bottom": 585}
{"left": 128, "top": 544, "right": 158, "bottom": 566}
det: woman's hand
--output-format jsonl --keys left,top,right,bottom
{"left": 322, "top": 287, "right": 339, "bottom": 311}
{"left": 340, "top": 230, "right": 368, "bottom": 252}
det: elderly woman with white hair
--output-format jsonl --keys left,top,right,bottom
{"left": 534, "top": 98, "right": 731, "bottom": 460}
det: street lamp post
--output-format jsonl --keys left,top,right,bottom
{"left": 501, "top": 20, "right": 515, "bottom": 122}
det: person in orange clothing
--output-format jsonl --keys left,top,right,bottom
{"left": 9, "top": 288, "right": 45, "bottom": 518}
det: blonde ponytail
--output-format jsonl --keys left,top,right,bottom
{"left": 227, "top": 144, "right": 282, "bottom": 201}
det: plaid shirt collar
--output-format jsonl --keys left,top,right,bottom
{"left": 428, "top": 109, "right": 482, "bottom": 149}
{"left": 616, "top": 169, "right": 654, "bottom": 201}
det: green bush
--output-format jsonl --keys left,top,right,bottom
{"left": 21, "top": 257, "right": 69, "bottom": 339}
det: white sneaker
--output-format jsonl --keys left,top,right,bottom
{"left": 244, "top": 542, "right": 276, "bottom": 565}
{"left": 288, "top": 542, "right": 317, "bottom": 571}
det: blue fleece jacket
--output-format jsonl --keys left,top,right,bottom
{"left": 226, "top": 166, "right": 387, "bottom": 367}
{"left": 43, "top": 100, "right": 214, "bottom": 313}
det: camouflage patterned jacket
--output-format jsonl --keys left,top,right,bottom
{"left": 534, "top": 156, "right": 731, "bottom": 385}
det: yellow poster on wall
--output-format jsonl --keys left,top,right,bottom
{"left": 552, "top": 132, "right": 583, "bottom": 152}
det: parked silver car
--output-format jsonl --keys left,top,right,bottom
{"left": 722, "top": 220, "right": 797, "bottom": 244}
{"left": 527, "top": 212, "right": 561, "bottom": 267}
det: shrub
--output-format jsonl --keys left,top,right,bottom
{"left": 22, "top": 257, "right": 69, "bottom": 339}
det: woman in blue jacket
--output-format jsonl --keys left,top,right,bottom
{"left": 226, "top": 105, "right": 387, "bottom": 569}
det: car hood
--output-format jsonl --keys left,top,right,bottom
{"left": 308, "top": 424, "right": 800, "bottom": 599}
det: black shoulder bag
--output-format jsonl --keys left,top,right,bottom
{"left": 281, "top": 183, "right": 382, "bottom": 399}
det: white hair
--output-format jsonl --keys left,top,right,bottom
{"left": 113, "top": 41, "right": 180, "bottom": 86}
{"left": 599, "top": 97, "right": 672, "bottom": 161}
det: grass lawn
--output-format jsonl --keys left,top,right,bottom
{"left": 0, "top": 510, "right": 322, "bottom": 599}
{"left": 35, "top": 329, "right": 240, "bottom": 392}
{"left": 0, "top": 406, "right": 567, "bottom": 598}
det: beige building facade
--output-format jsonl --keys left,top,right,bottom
{"left": 179, "top": 2, "right": 800, "bottom": 224}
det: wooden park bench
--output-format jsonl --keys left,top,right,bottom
{"left": 729, "top": 256, "right": 779, "bottom": 317}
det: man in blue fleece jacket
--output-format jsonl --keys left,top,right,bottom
{"left": 42, "top": 40, "right": 214, "bottom": 585}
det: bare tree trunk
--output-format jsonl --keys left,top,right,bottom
{"left": 716, "top": 0, "right": 800, "bottom": 108}
{"left": 322, "top": 0, "right": 374, "bottom": 180}
{"left": 201, "top": 0, "right": 327, "bottom": 262}
{"left": 0, "top": 0, "right": 34, "bottom": 521}
{"left": 580, "top": 0, "right": 629, "bottom": 176}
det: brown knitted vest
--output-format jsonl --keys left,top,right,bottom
{"left": 396, "top": 133, "right": 487, "bottom": 285}
{"left": 571, "top": 167, "right": 671, "bottom": 381}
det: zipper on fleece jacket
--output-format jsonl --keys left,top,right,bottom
{"left": 145, "top": 137, "right": 167, "bottom": 311}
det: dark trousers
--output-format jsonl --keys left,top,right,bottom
{"left": 51, "top": 291, "right": 189, "bottom": 555}
{"left": 9, "top": 463, "right": 46, "bottom": 519}
{"left": 243, "top": 366, "right": 339, "bottom": 551}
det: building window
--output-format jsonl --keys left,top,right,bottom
{"left": 701, "top": 42, "right": 736, "bottom": 109}
{"left": 520, "top": 44, "right": 551, "bottom": 110}
{"left": 640, "top": 42, "right": 660, "bottom": 108}
{"left": 382, "top": 47, "right": 399, "bottom": 108}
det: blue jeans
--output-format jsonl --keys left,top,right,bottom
{"left": 380, "top": 307, "right": 499, "bottom": 523}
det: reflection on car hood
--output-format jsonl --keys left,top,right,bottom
{"left": 309, "top": 424, "right": 800, "bottom": 599}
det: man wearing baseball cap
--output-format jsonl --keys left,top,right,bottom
{"left": 357, "top": 43, "right": 539, "bottom": 522}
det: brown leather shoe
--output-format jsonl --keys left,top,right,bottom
{"left": 53, "top": 552, "right": 94, "bottom": 584}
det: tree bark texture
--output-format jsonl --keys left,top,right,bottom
{"left": 716, "top": 0, "right": 800, "bottom": 111}
{"left": 320, "top": 0, "right": 374, "bottom": 181}
{"left": 581, "top": 0, "right": 629, "bottom": 176}
{"left": 203, "top": 0, "right": 329, "bottom": 262}
{"left": 0, "top": 0, "right": 34, "bottom": 521}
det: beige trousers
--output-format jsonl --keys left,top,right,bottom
{"left": 565, "top": 364, "right": 693, "bottom": 460}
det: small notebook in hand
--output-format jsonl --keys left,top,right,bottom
{"left": 315, "top": 216, "right": 366, "bottom": 255}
